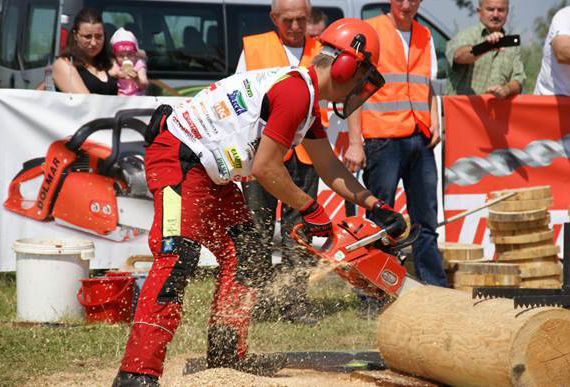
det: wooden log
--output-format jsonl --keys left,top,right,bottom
{"left": 489, "top": 186, "right": 551, "bottom": 201}
{"left": 489, "top": 226, "right": 550, "bottom": 237}
{"left": 490, "top": 197, "right": 553, "bottom": 212}
{"left": 451, "top": 272, "right": 521, "bottom": 287}
{"left": 496, "top": 245, "right": 560, "bottom": 261}
{"left": 439, "top": 243, "right": 484, "bottom": 261}
{"left": 488, "top": 208, "right": 549, "bottom": 222}
{"left": 377, "top": 286, "right": 570, "bottom": 386}
{"left": 486, "top": 216, "right": 550, "bottom": 232}
{"left": 490, "top": 230, "right": 554, "bottom": 244}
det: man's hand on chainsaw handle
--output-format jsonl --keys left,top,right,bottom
{"left": 299, "top": 199, "right": 333, "bottom": 238}
{"left": 371, "top": 200, "right": 407, "bottom": 238}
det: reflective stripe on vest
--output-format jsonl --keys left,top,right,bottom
{"left": 362, "top": 15, "right": 432, "bottom": 139}
{"left": 243, "top": 31, "right": 323, "bottom": 164}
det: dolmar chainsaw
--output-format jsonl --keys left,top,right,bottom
{"left": 4, "top": 109, "right": 156, "bottom": 241}
{"left": 292, "top": 217, "right": 423, "bottom": 302}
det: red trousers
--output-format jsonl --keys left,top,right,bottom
{"left": 120, "top": 131, "right": 269, "bottom": 377}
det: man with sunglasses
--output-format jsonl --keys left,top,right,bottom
{"left": 113, "top": 18, "right": 405, "bottom": 387}
{"left": 344, "top": 0, "right": 448, "bottom": 300}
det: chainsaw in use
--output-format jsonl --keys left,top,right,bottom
{"left": 4, "top": 109, "right": 155, "bottom": 241}
{"left": 291, "top": 216, "right": 423, "bottom": 303}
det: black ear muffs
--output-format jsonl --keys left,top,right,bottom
{"left": 330, "top": 52, "right": 358, "bottom": 83}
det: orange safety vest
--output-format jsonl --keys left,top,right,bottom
{"left": 362, "top": 15, "right": 432, "bottom": 139}
{"left": 243, "top": 31, "right": 324, "bottom": 164}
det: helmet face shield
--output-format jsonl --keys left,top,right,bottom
{"left": 333, "top": 65, "right": 385, "bottom": 119}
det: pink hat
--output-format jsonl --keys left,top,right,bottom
{"left": 110, "top": 27, "right": 138, "bottom": 55}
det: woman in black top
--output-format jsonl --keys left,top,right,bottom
{"left": 53, "top": 8, "right": 118, "bottom": 95}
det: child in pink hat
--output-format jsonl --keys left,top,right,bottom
{"left": 109, "top": 27, "right": 148, "bottom": 96}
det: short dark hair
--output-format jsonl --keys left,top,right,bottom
{"left": 60, "top": 7, "right": 112, "bottom": 71}
{"left": 309, "top": 8, "right": 328, "bottom": 25}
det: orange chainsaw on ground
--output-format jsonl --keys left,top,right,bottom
{"left": 292, "top": 217, "right": 423, "bottom": 301}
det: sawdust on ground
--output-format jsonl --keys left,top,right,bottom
{"left": 24, "top": 353, "right": 422, "bottom": 387}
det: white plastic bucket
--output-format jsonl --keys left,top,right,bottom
{"left": 13, "top": 238, "right": 94, "bottom": 322}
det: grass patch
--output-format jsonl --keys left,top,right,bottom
{"left": 0, "top": 271, "right": 377, "bottom": 386}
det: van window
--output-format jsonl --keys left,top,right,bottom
{"left": 23, "top": 4, "right": 58, "bottom": 67}
{"left": 91, "top": 1, "right": 225, "bottom": 78}
{"left": 0, "top": 2, "right": 19, "bottom": 69}
{"left": 361, "top": 4, "right": 449, "bottom": 79}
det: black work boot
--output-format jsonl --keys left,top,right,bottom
{"left": 112, "top": 371, "right": 159, "bottom": 387}
{"left": 234, "top": 352, "right": 287, "bottom": 376}
{"left": 206, "top": 324, "right": 287, "bottom": 376}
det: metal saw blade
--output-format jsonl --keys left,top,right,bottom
{"left": 116, "top": 196, "right": 154, "bottom": 231}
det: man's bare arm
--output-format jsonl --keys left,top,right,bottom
{"left": 552, "top": 35, "right": 570, "bottom": 64}
{"left": 251, "top": 135, "right": 313, "bottom": 210}
{"left": 303, "top": 137, "right": 377, "bottom": 211}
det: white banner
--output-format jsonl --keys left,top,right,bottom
{"left": 1, "top": 90, "right": 444, "bottom": 271}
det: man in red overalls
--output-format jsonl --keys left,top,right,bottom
{"left": 113, "top": 18, "right": 406, "bottom": 387}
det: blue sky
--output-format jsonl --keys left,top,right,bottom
{"left": 420, "top": 0, "right": 565, "bottom": 44}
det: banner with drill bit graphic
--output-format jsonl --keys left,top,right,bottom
{"left": 443, "top": 95, "right": 570, "bottom": 257}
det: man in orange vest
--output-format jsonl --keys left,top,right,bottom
{"left": 344, "top": 0, "right": 448, "bottom": 290}
{"left": 235, "top": 0, "right": 323, "bottom": 324}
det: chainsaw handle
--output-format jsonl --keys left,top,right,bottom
{"left": 290, "top": 224, "right": 332, "bottom": 260}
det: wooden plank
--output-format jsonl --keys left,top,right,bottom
{"left": 489, "top": 186, "right": 551, "bottom": 201}
{"left": 496, "top": 245, "right": 560, "bottom": 261}
{"left": 490, "top": 197, "right": 553, "bottom": 212}
{"left": 439, "top": 243, "right": 484, "bottom": 261}
{"left": 486, "top": 216, "right": 550, "bottom": 231}
{"left": 488, "top": 208, "right": 549, "bottom": 222}
{"left": 511, "top": 257, "right": 562, "bottom": 279}
{"left": 521, "top": 275, "right": 562, "bottom": 289}
{"left": 490, "top": 230, "right": 554, "bottom": 245}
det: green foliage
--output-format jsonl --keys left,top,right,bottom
{"left": 454, "top": 0, "right": 477, "bottom": 16}
{"left": 521, "top": 43, "right": 544, "bottom": 94}
{"left": 534, "top": 0, "right": 568, "bottom": 42}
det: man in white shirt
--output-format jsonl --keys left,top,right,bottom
{"left": 535, "top": 6, "right": 570, "bottom": 96}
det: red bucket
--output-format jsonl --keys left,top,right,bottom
{"left": 77, "top": 274, "right": 135, "bottom": 324}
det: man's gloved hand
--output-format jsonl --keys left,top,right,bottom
{"left": 299, "top": 199, "right": 333, "bottom": 238}
{"left": 371, "top": 200, "right": 407, "bottom": 238}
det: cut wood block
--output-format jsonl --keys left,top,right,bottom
{"left": 489, "top": 226, "right": 550, "bottom": 237}
{"left": 488, "top": 208, "right": 549, "bottom": 222}
{"left": 489, "top": 186, "right": 551, "bottom": 201}
{"left": 446, "top": 261, "right": 519, "bottom": 275}
{"left": 513, "top": 257, "right": 562, "bottom": 279}
{"left": 496, "top": 245, "right": 560, "bottom": 261}
{"left": 521, "top": 275, "right": 562, "bottom": 289}
{"left": 490, "top": 230, "right": 554, "bottom": 245}
{"left": 494, "top": 240, "right": 554, "bottom": 253}
{"left": 452, "top": 273, "right": 521, "bottom": 287}
{"left": 486, "top": 216, "right": 550, "bottom": 231}
{"left": 439, "top": 243, "right": 484, "bottom": 261}
{"left": 490, "top": 197, "right": 553, "bottom": 212}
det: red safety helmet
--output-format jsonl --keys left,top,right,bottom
{"left": 319, "top": 18, "right": 385, "bottom": 119}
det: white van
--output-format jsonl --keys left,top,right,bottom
{"left": 0, "top": 0, "right": 451, "bottom": 94}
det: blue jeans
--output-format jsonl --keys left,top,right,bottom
{"left": 363, "top": 134, "right": 448, "bottom": 287}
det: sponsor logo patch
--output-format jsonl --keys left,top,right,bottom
{"left": 224, "top": 146, "right": 242, "bottom": 169}
{"left": 242, "top": 79, "right": 253, "bottom": 97}
{"left": 227, "top": 90, "right": 248, "bottom": 116}
{"left": 213, "top": 100, "right": 231, "bottom": 120}
{"left": 182, "top": 111, "right": 201, "bottom": 139}
{"left": 162, "top": 237, "right": 175, "bottom": 253}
